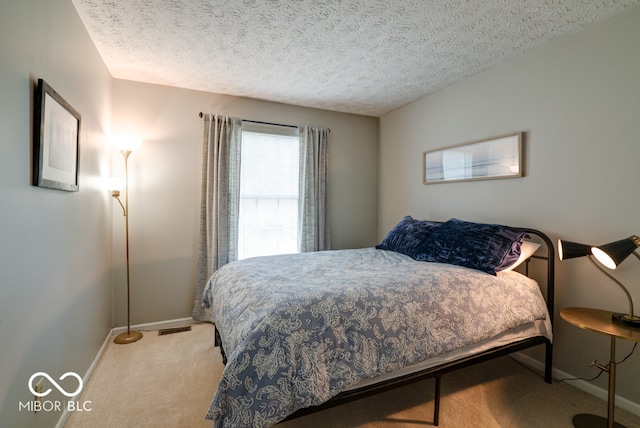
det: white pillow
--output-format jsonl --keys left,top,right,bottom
{"left": 500, "top": 241, "right": 541, "bottom": 272}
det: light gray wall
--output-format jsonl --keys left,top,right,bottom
{"left": 0, "top": 0, "right": 114, "bottom": 426}
{"left": 379, "top": 5, "right": 640, "bottom": 409}
{"left": 110, "top": 80, "right": 379, "bottom": 326}
{"left": 4, "top": 0, "right": 638, "bottom": 424}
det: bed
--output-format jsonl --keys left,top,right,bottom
{"left": 202, "top": 217, "right": 555, "bottom": 427}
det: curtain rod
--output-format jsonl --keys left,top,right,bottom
{"left": 198, "top": 112, "right": 298, "bottom": 129}
{"left": 243, "top": 119, "right": 299, "bottom": 129}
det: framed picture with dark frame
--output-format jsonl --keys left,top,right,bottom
{"left": 33, "top": 78, "right": 81, "bottom": 192}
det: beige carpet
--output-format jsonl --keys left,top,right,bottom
{"left": 65, "top": 323, "right": 640, "bottom": 427}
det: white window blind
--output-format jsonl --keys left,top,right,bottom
{"left": 238, "top": 123, "right": 300, "bottom": 260}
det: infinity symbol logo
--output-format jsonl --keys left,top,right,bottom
{"left": 28, "top": 372, "right": 83, "bottom": 398}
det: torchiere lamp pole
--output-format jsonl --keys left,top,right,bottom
{"left": 110, "top": 137, "right": 143, "bottom": 344}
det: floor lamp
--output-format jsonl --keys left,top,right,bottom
{"left": 110, "top": 136, "right": 143, "bottom": 344}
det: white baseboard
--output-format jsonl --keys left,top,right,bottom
{"left": 512, "top": 352, "right": 640, "bottom": 418}
{"left": 110, "top": 317, "right": 195, "bottom": 335}
{"left": 55, "top": 329, "right": 112, "bottom": 428}
{"left": 55, "top": 317, "right": 196, "bottom": 428}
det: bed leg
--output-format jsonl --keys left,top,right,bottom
{"left": 434, "top": 375, "right": 441, "bottom": 426}
{"left": 544, "top": 341, "right": 553, "bottom": 384}
{"left": 214, "top": 326, "right": 228, "bottom": 365}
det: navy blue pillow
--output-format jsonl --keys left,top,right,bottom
{"left": 421, "top": 218, "right": 527, "bottom": 275}
{"left": 376, "top": 216, "right": 440, "bottom": 259}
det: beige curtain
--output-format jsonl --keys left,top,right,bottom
{"left": 298, "top": 125, "right": 331, "bottom": 252}
{"left": 192, "top": 114, "right": 242, "bottom": 322}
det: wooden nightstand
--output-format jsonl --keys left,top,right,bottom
{"left": 560, "top": 307, "right": 640, "bottom": 428}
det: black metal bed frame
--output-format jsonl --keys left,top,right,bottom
{"left": 216, "top": 228, "right": 555, "bottom": 426}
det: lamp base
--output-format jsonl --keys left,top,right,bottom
{"left": 114, "top": 330, "right": 143, "bottom": 344}
{"left": 612, "top": 313, "right": 640, "bottom": 328}
{"left": 573, "top": 414, "right": 625, "bottom": 428}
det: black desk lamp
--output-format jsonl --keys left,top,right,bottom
{"left": 591, "top": 236, "right": 640, "bottom": 327}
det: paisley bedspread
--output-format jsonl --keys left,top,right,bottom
{"left": 203, "top": 248, "right": 549, "bottom": 427}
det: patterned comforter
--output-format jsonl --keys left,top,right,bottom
{"left": 203, "top": 248, "right": 549, "bottom": 427}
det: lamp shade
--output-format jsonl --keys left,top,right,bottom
{"left": 591, "top": 235, "right": 640, "bottom": 269}
{"left": 558, "top": 240, "right": 593, "bottom": 261}
{"left": 109, "top": 136, "right": 142, "bottom": 152}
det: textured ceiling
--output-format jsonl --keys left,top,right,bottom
{"left": 72, "top": 0, "right": 639, "bottom": 117}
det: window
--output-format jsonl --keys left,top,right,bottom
{"left": 238, "top": 123, "right": 299, "bottom": 259}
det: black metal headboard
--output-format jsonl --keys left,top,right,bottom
{"left": 518, "top": 227, "right": 555, "bottom": 326}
